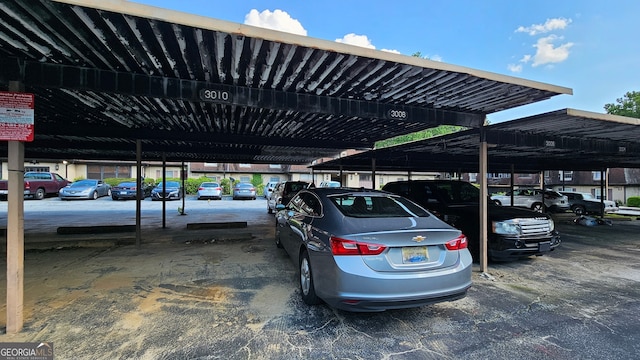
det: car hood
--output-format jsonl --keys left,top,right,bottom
{"left": 440, "top": 203, "right": 550, "bottom": 221}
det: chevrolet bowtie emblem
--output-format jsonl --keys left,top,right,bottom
{"left": 412, "top": 235, "right": 426, "bottom": 243}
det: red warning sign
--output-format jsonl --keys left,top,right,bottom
{"left": 0, "top": 91, "right": 35, "bottom": 142}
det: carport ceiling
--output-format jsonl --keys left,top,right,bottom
{"left": 311, "top": 109, "right": 640, "bottom": 173}
{"left": 0, "top": 0, "right": 570, "bottom": 164}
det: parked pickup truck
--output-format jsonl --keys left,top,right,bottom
{"left": 0, "top": 172, "right": 71, "bottom": 200}
{"left": 559, "top": 191, "right": 618, "bottom": 215}
{"left": 382, "top": 180, "right": 561, "bottom": 262}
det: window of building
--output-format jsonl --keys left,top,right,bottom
{"left": 269, "top": 176, "right": 280, "bottom": 183}
{"left": 239, "top": 164, "right": 251, "bottom": 168}
{"left": 240, "top": 176, "right": 250, "bottom": 183}
{"left": 156, "top": 170, "right": 178, "bottom": 179}
{"left": 559, "top": 171, "right": 573, "bottom": 181}
{"left": 269, "top": 164, "right": 281, "bottom": 169}
{"left": 204, "top": 163, "right": 217, "bottom": 167}
{"left": 299, "top": 174, "right": 313, "bottom": 181}
{"left": 592, "top": 171, "right": 603, "bottom": 181}
{"left": 88, "top": 165, "right": 131, "bottom": 179}
{"left": 25, "top": 166, "right": 50, "bottom": 173}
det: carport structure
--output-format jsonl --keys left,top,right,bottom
{"left": 0, "top": 0, "right": 577, "bottom": 333}
{"left": 312, "top": 108, "right": 640, "bottom": 175}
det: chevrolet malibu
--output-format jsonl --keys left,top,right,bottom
{"left": 275, "top": 187, "right": 472, "bottom": 312}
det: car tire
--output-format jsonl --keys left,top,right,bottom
{"left": 107, "top": 189, "right": 112, "bottom": 196}
{"left": 112, "top": 196, "right": 118, "bottom": 200}
{"left": 573, "top": 205, "right": 586, "bottom": 215}
{"left": 299, "top": 250, "right": 321, "bottom": 305}
{"left": 34, "top": 188, "right": 45, "bottom": 200}
{"left": 531, "top": 202, "right": 544, "bottom": 212}
{"left": 92, "top": 191, "right": 98, "bottom": 200}
{"left": 268, "top": 204, "right": 273, "bottom": 214}
{"left": 493, "top": 200, "right": 502, "bottom": 206}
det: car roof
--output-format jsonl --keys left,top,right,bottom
{"left": 306, "top": 187, "right": 396, "bottom": 197}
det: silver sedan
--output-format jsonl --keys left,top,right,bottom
{"left": 275, "top": 188, "right": 472, "bottom": 312}
{"left": 59, "top": 179, "right": 112, "bottom": 200}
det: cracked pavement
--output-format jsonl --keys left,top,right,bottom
{"left": 1, "top": 199, "right": 639, "bottom": 359}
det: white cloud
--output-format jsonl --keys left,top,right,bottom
{"left": 430, "top": 55, "right": 443, "bottom": 62}
{"left": 532, "top": 35, "right": 574, "bottom": 67}
{"left": 516, "top": 17, "right": 572, "bottom": 36}
{"left": 335, "top": 33, "right": 375, "bottom": 49}
{"left": 244, "top": 9, "right": 307, "bottom": 36}
{"left": 507, "top": 63, "right": 523, "bottom": 73}
{"left": 381, "top": 49, "right": 401, "bottom": 54}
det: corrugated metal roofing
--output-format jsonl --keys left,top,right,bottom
{"left": 311, "top": 109, "right": 640, "bottom": 173}
{"left": 0, "top": 0, "right": 570, "bottom": 163}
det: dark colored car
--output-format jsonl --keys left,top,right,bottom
{"left": 382, "top": 180, "right": 560, "bottom": 262}
{"left": 560, "top": 191, "right": 618, "bottom": 215}
{"left": 275, "top": 187, "right": 472, "bottom": 312}
{"left": 111, "top": 181, "right": 153, "bottom": 200}
{"left": 268, "top": 181, "right": 310, "bottom": 213}
{"left": 150, "top": 181, "right": 183, "bottom": 201}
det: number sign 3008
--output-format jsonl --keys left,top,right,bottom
{"left": 388, "top": 109, "right": 408, "bottom": 119}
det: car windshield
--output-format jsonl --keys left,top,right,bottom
{"left": 328, "top": 194, "right": 430, "bottom": 218}
{"left": 71, "top": 180, "right": 97, "bottom": 187}
{"left": 581, "top": 193, "right": 596, "bottom": 200}
{"left": 157, "top": 182, "right": 180, "bottom": 188}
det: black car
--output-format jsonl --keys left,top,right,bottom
{"left": 382, "top": 180, "right": 561, "bottom": 262}
{"left": 111, "top": 181, "right": 153, "bottom": 200}
{"left": 150, "top": 181, "right": 183, "bottom": 201}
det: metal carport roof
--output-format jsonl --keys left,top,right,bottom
{"left": 310, "top": 108, "right": 640, "bottom": 174}
{"left": 1, "top": 0, "right": 571, "bottom": 164}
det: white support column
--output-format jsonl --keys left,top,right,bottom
{"left": 7, "top": 140, "right": 25, "bottom": 333}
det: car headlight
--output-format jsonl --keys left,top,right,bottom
{"left": 549, "top": 218, "right": 555, "bottom": 232}
{"left": 492, "top": 220, "right": 521, "bottom": 235}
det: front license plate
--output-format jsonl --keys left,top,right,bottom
{"left": 402, "top": 246, "right": 429, "bottom": 263}
{"left": 539, "top": 242, "right": 551, "bottom": 252}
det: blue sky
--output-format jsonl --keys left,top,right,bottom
{"left": 132, "top": 0, "right": 639, "bottom": 123}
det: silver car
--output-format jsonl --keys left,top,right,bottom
{"left": 232, "top": 182, "right": 256, "bottom": 200}
{"left": 59, "top": 179, "right": 111, "bottom": 200}
{"left": 275, "top": 187, "right": 472, "bottom": 312}
{"left": 197, "top": 182, "right": 222, "bottom": 200}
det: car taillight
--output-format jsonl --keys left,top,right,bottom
{"left": 215, "top": 187, "right": 222, "bottom": 191}
{"left": 330, "top": 236, "right": 386, "bottom": 256}
{"left": 445, "top": 234, "right": 468, "bottom": 251}
{"left": 198, "top": 187, "right": 205, "bottom": 191}
{"left": 24, "top": 181, "right": 31, "bottom": 190}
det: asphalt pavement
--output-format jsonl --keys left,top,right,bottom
{"left": 0, "top": 197, "right": 639, "bottom": 359}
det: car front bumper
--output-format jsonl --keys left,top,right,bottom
{"left": 489, "top": 231, "right": 561, "bottom": 261}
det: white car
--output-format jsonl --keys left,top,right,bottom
{"left": 491, "top": 189, "right": 570, "bottom": 213}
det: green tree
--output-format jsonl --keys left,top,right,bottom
{"left": 375, "top": 125, "right": 464, "bottom": 149}
{"left": 604, "top": 91, "right": 640, "bottom": 118}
